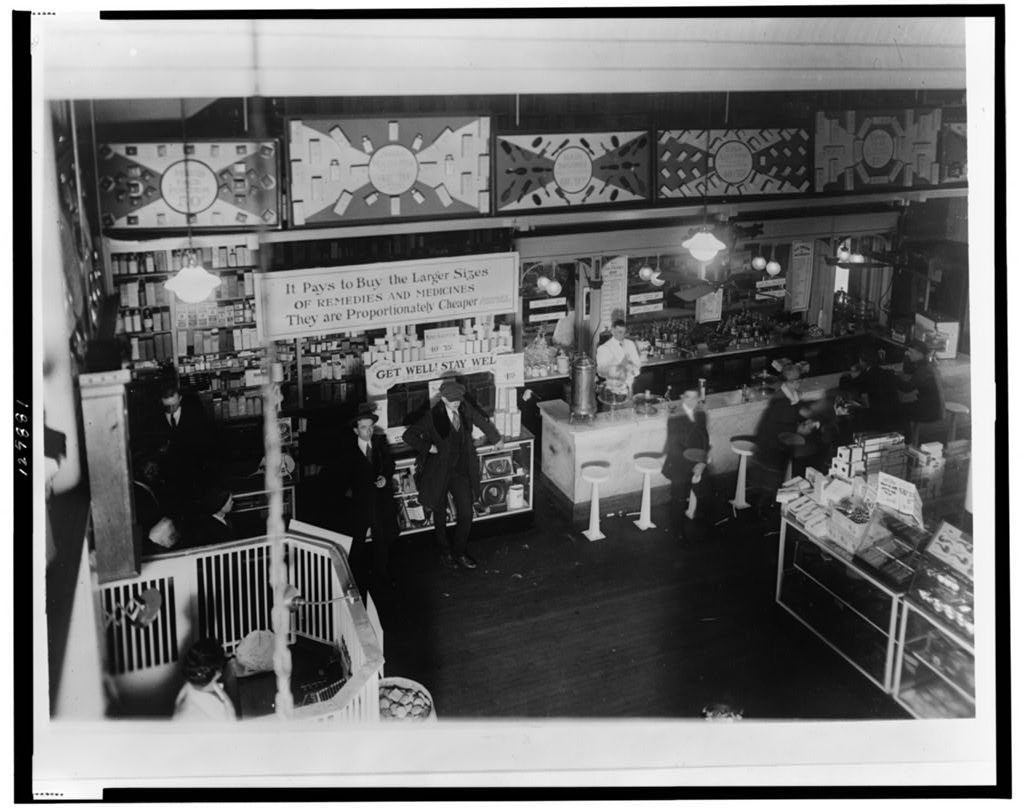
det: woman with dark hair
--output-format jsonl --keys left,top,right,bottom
{"left": 172, "top": 638, "right": 236, "bottom": 721}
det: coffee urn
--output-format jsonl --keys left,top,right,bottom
{"left": 569, "top": 354, "right": 598, "bottom": 423}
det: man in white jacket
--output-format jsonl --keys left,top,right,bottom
{"left": 596, "top": 319, "right": 642, "bottom": 391}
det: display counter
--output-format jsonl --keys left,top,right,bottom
{"left": 538, "top": 354, "right": 971, "bottom": 515}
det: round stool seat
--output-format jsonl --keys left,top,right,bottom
{"left": 581, "top": 463, "right": 611, "bottom": 483}
{"left": 946, "top": 402, "right": 970, "bottom": 416}
{"left": 633, "top": 455, "right": 663, "bottom": 475}
{"left": 730, "top": 439, "right": 757, "bottom": 457}
{"left": 777, "top": 431, "right": 806, "bottom": 449}
{"left": 683, "top": 448, "right": 708, "bottom": 465}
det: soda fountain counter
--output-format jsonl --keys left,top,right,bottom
{"left": 537, "top": 352, "right": 971, "bottom": 521}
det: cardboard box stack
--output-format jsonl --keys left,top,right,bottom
{"left": 906, "top": 441, "right": 946, "bottom": 500}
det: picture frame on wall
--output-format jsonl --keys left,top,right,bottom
{"left": 95, "top": 139, "right": 282, "bottom": 231}
{"left": 493, "top": 129, "right": 652, "bottom": 212}
{"left": 286, "top": 115, "right": 491, "bottom": 226}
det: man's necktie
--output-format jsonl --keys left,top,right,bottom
{"left": 450, "top": 409, "right": 460, "bottom": 431}
{"left": 365, "top": 443, "right": 372, "bottom": 463}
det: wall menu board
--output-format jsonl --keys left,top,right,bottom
{"left": 657, "top": 129, "right": 811, "bottom": 199}
{"left": 494, "top": 130, "right": 650, "bottom": 212}
{"left": 96, "top": 140, "right": 280, "bottom": 230}
{"left": 814, "top": 108, "right": 966, "bottom": 193}
{"left": 255, "top": 251, "right": 518, "bottom": 340}
{"left": 288, "top": 116, "right": 490, "bottom": 226}
{"left": 786, "top": 240, "right": 813, "bottom": 313}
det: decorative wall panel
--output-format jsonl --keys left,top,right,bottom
{"left": 288, "top": 116, "right": 490, "bottom": 226}
{"left": 814, "top": 108, "right": 965, "bottom": 193}
{"left": 96, "top": 139, "right": 281, "bottom": 230}
{"left": 494, "top": 130, "right": 650, "bottom": 211}
{"left": 657, "top": 128, "right": 811, "bottom": 198}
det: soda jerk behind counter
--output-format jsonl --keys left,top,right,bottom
{"left": 254, "top": 252, "right": 519, "bottom": 341}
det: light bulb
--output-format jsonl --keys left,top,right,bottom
{"left": 848, "top": 253, "right": 865, "bottom": 264}
{"left": 546, "top": 280, "right": 562, "bottom": 297}
{"left": 536, "top": 275, "right": 551, "bottom": 292}
{"left": 165, "top": 254, "right": 220, "bottom": 303}
{"left": 683, "top": 230, "right": 726, "bottom": 263}
{"left": 639, "top": 265, "right": 653, "bottom": 280}
{"left": 766, "top": 260, "right": 781, "bottom": 277}
{"left": 752, "top": 256, "right": 767, "bottom": 271}
{"left": 836, "top": 241, "right": 851, "bottom": 262}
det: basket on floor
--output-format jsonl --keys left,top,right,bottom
{"left": 378, "top": 676, "right": 436, "bottom": 722}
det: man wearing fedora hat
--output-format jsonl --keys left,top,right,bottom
{"left": 403, "top": 379, "right": 503, "bottom": 570}
{"left": 337, "top": 404, "right": 398, "bottom": 596}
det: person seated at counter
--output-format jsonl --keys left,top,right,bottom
{"left": 842, "top": 344, "right": 900, "bottom": 434}
{"left": 752, "top": 364, "right": 817, "bottom": 501}
{"left": 596, "top": 319, "right": 643, "bottom": 392}
{"left": 897, "top": 339, "right": 946, "bottom": 436}
{"left": 661, "top": 389, "right": 711, "bottom": 537}
{"left": 800, "top": 389, "right": 859, "bottom": 474}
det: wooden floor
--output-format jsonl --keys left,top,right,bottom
{"left": 367, "top": 481, "right": 910, "bottom": 721}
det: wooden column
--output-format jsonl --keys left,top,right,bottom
{"left": 80, "top": 370, "right": 140, "bottom": 582}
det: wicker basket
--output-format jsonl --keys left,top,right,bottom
{"left": 378, "top": 676, "right": 436, "bottom": 722}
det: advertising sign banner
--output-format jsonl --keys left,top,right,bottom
{"left": 255, "top": 252, "right": 518, "bottom": 340}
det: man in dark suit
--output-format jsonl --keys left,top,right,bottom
{"left": 339, "top": 404, "right": 398, "bottom": 596}
{"left": 402, "top": 380, "right": 502, "bottom": 571}
{"left": 661, "top": 389, "right": 710, "bottom": 536}
{"left": 153, "top": 378, "right": 215, "bottom": 520}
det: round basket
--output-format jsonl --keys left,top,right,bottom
{"left": 378, "top": 676, "right": 436, "bottom": 722}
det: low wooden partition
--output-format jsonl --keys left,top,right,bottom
{"left": 95, "top": 523, "right": 384, "bottom": 723}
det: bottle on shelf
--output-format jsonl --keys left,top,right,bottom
{"left": 142, "top": 307, "right": 153, "bottom": 332}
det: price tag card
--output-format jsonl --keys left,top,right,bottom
{"left": 424, "top": 326, "right": 462, "bottom": 359}
{"left": 493, "top": 353, "right": 525, "bottom": 387}
{"left": 926, "top": 521, "right": 973, "bottom": 579}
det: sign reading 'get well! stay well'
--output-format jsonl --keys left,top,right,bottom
{"left": 255, "top": 252, "right": 519, "bottom": 340}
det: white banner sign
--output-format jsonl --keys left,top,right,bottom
{"left": 629, "top": 302, "right": 664, "bottom": 314}
{"left": 599, "top": 256, "right": 628, "bottom": 327}
{"left": 787, "top": 240, "right": 813, "bottom": 313}
{"left": 366, "top": 350, "right": 522, "bottom": 396}
{"left": 255, "top": 252, "right": 519, "bottom": 340}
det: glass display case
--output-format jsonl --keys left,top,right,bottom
{"left": 892, "top": 595, "right": 975, "bottom": 718}
{"left": 775, "top": 514, "right": 906, "bottom": 693}
{"left": 391, "top": 433, "right": 534, "bottom": 535}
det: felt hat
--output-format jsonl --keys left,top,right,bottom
{"left": 439, "top": 380, "right": 466, "bottom": 401}
{"left": 350, "top": 403, "right": 380, "bottom": 427}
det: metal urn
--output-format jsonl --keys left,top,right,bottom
{"left": 569, "top": 353, "right": 598, "bottom": 424}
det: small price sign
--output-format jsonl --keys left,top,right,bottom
{"left": 424, "top": 326, "right": 462, "bottom": 359}
{"left": 493, "top": 353, "right": 525, "bottom": 387}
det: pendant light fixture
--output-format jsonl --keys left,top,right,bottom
{"left": 683, "top": 95, "right": 726, "bottom": 264}
{"left": 164, "top": 99, "right": 220, "bottom": 304}
{"left": 765, "top": 245, "right": 781, "bottom": 277}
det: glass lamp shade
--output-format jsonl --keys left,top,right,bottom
{"left": 751, "top": 256, "right": 767, "bottom": 271}
{"left": 639, "top": 264, "right": 653, "bottom": 280}
{"left": 765, "top": 260, "right": 782, "bottom": 276}
{"left": 536, "top": 275, "right": 551, "bottom": 292}
{"left": 848, "top": 253, "right": 865, "bottom": 264}
{"left": 836, "top": 240, "right": 852, "bottom": 262}
{"left": 165, "top": 256, "right": 220, "bottom": 303}
{"left": 546, "top": 280, "right": 562, "bottom": 297}
{"left": 683, "top": 230, "right": 726, "bottom": 263}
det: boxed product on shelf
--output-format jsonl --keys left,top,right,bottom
{"left": 828, "top": 497, "right": 874, "bottom": 554}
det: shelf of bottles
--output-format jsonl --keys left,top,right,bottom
{"left": 295, "top": 332, "right": 370, "bottom": 408}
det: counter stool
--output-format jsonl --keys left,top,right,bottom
{"left": 945, "top": 402, "right": 970, "bottom": 444}
{"left": 683, "top": 448, "right": 708, "bottom": 520}
{"left": 777, "top": 432, "right": 806, "bottom": 482}
{"left": 729, "top": 439, "right": 757, "bottom": 513}
{"left": 632, "top": 455, "right": 664, "bottom": 531}
{"left": 581, "top": 462, "right": 611, "bottom": 541}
